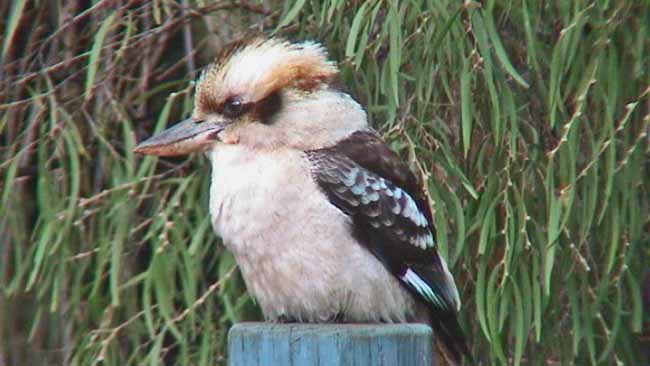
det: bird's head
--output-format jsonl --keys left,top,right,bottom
{"left": 134, "top": 38, "right": 367, "bottom": 156}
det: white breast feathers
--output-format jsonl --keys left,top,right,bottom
{"left": 207, "top": 145, "right": 426, "bottom": 323}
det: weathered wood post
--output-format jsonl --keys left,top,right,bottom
{"left": 228, "top": 323, "right": 434, "bottom": 366}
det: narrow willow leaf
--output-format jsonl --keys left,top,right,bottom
{"left": 483, "top": 10, "right": 529, "bottom": 88}
{"left": 151, "top": 0, "right": 163, "bottom": 24}
{"left": 487, "top": 265, "right": 507, "bottom": 364}
{"left": 1, "top": 0, "right": 27, "bottom": 58}
{"left": 511, "top": 279, "right": 525, "bottom": 366}
{"left": 583, "top": 294, "right": 597, "bottom": 364}
{"left": 26, "top": 218, "right": 53, "bottom": 290}
{"left": 49, "top": 265, "right": 62, "bottom": 311}
{"left": 599, "top": 103, "right": 637, "bottom": 223}
{"left": 548, "top": 40, "right": 565, "bottom": 128}
{"left": 1, "top": 153, "right": 20, "bottom": 211}
{"left": 532, "top": 259, "right": 542, "bottom": 341}
{"left": 151, "top": 254, "right": 174, "bottom": 319}
{"left": 627, "top": 272, "right": 642, "bottom": 333}
{"left": 143, "top": 275, "right": 157, "bottom": 337}
{"left": 274, "top": 0, "right": 306, "bottom": 32}
{"left": 521, "top": 0, "right": 544, "bottom": 90}
{"left": 598, "top": 285, "right": 623, "bottom": 362}
{"left": 450, "top": 191, "right": 466, "bottom": 264}
{"left": 345, "top": 2, "right": 368, "bottom": 58}
{"left": 27, "top": 307, "right": 43, "bottom": 341}
{"left": 431, "top": 4, "right": 463, "bottom": 51}
{"left": 110, "top": 204, "right": 127, "bottom": 306}
{"left": 567, "top": 276, "right": 581, "bottom": 354}
{"left": 85, "top": 12, "right": 116, "bottom": 101}
{"left": 605, "top": 200, "right": 620, "bottom": 273}
{"left": 387, "top": 3, "right": 401, "bottom": 105}
{"left": 478, "top": 197, "right": 498, "bottom": 255}
{"left": 476, "top": 262, "right": 491, "bottom": 341}
{"left": 199, "top": 331, "right": 212, "bottom": 366}
{"left": 149, "top": 330, "right": 165, "bottom": 366}
{"left": 544, "top": 196, "right": 560, "bottom": 296}
{"left": 188, "top": 216, "right": 212, "bottom": 256}
{"left": 354, "top": 22, "right": 371, "bottom": 67}
{"left": 460, "top": 58, "right": 473, "bottom": 157}
{"left": 115, "top": 12, "right": 134, "bottom": 61}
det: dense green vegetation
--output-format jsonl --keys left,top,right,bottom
{"left": 1, "top": 1, "right": 648, "bottom": 365}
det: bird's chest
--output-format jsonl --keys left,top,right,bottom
{"left": 205, "top": 146, "right": 418, "bottom": 322}
{"left": 208, "top": 146, "right": 328, "bottom": 257}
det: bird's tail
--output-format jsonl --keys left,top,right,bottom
{"left": 429, "top": 310, "right": 475, "bottom": 366}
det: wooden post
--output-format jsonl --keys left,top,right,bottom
{"left": 228, "top": 322, "right": 434, "bottom": 366}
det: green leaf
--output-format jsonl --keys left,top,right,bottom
{"left": 274, "top": 0, "right": 307, "bottom": 32}
{"left": 85, "top": 12, "right": 116, "bottom": 101}
{"left": 460, "top": 58, "right": 473, "bottom": 157}
{"left": 627, "top": 272, "right": 642, "bottom": 333}
{"left": 345, "top": 2, "right": 368, "bottom": 59}
{"left": 387, "top": 2, "right": 401, "bottom": 106}
{"left": 476, "top": 262, "right": 491, "bottom": 341}
{"left": 1, "top": 0, "right": 27, "bottom": 58}
{"left": 483, "top": 10, "right": 529, "bottom": 88}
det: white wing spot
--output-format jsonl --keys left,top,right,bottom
{"left": 360, "top": 191, "right": 380, "bottom": 204}
{"left": 351, "top": 184, "right": 365, "bottom": 195}
{"left": 342, "top": 169, "right": 357, "bottom": 187}
{"left": 401, "top": 268, "right": 444, "bottom": 308}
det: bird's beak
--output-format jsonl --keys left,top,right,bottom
{"left": 134, "top": 118, "right": 227, "bottom": 156}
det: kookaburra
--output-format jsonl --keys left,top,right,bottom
{"left": 135, "top": 38, "right": 471, "bottom": 364}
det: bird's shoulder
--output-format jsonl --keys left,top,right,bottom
{"left": 305, "top": 129, "right": 461, "bottom": 313}
{"left": 306, "top": 129, "right": 433, "bottom": 222}
{"left": 304, "top": 129, "right": 437, "bottom": 260}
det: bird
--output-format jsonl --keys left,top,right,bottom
{"left": 134, "top": 37, "right": 472, "bottom": 365}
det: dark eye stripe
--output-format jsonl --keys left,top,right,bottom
{"left": 217, "top": 92, "right": 282, "bottom": 123}
{"left": 252, "top": 91, "right": 283, "bottom": 125}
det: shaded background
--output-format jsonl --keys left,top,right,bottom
{"left": 1, "top": 1, "right": 649, "bottom": 365}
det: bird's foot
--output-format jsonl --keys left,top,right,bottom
{"left": 329, "top": 312, "right": 347, "bottom": 323}
{"left": 271, "top": 315, "right": 298, "bottom": 323}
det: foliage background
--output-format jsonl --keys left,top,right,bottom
{"left": 1, "top": 0, "right": 648, "bottom": 365}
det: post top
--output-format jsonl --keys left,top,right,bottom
{"left": 228, "top": 322, "right": 435, "bottom": 366}
{"left": 229, "top": 322, "right": 433, "bottom": 336}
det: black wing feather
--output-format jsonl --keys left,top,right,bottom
{"left": 306, "top": 150, "right": 456, "bottom": 308}
{"left": 306, "top": 130, "right": 472, "bottom": 363}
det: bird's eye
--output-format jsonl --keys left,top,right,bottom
{"left": 222, "top": 97, "right": 247, "bottom": 118}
